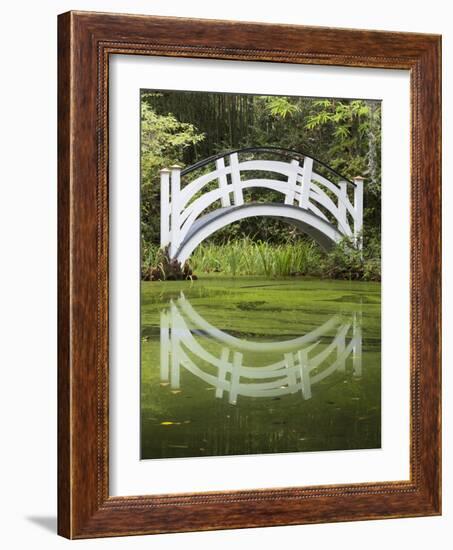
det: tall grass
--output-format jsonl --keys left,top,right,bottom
{"left": 141, "top": 242, "right": 160, "bottom": 278}
{"left": 142, "top": 234, "right": 381, "bottom": 281}
{"left": 190, "top": 237, "right": 322, "bottom": 278}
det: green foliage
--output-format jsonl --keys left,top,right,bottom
{"left": 302, "top": 98, "right": 381, "bottom": 232}
{"left": 319, "top": 230, "right": 381, "bottom": 281}
{"left": 141, "top": 240, "right": 159, "bottom": 278}
{"left": 141, "top": 93, "right": 205, "bottom": 246}
{"left": 140, "top": 90, "right": 382, "bottom": 279}
{"left": 264, "top": 96, "right": 300, "bottom": 118}
{"left": 304, "top": 99, "right": 379, "bottom": 179}
{"left": 188, "top": 232, "right": 380, "bottom": 281}
{"left": 141, "top": 95, "right": 205, "bottom": 185}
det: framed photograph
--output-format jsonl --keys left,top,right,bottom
{"left": 58, "top": 11, "right": 441, "bottom": 538}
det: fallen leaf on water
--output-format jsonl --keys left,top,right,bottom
{"left": 160, "top": 421, "right": 181, "bottom": 426}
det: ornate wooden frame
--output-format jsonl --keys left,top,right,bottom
{"left": 58, "top": 10, "right": 441, "bottom": 539}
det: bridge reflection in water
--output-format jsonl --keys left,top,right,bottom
{"left": 159, "top": 293, "right": 362, "bottom": 406}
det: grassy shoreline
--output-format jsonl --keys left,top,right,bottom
{"left": 142, "top": 237, "right": 381, "bottom": 282}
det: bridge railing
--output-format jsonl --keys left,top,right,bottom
{"left": 160, "top": 148, "right": 363, "bottom": 258}
{"left": 159, "top": 294, "right": 363, "bottom": 405}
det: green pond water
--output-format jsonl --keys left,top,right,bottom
{"left": 141, "top": 276, "right": 381, "bottom": 460}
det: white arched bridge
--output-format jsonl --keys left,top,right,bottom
{"left": 160, "top": 147, "right": 364, "bottom": 263}
{"left": 160, "top": 294, "right": 363, "bottom": 405}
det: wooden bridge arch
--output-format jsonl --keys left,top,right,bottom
{"left": 159, "top": 147, "right": 364, "bottom": 263}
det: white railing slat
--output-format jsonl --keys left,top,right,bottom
{"left": 298, "top": 156, "right": 313, "bottom": 208}
{"left": 170, "top": 165, "right": 181, "bottom": 257}
{"left": 159, "top": 168, "right": 171, "bottom": 248}
{"left": 230, "top": 153, "right": 244, "bottom": 206}
{"left": 216, "top": 157, "right": 231, "bottom": 207}
{"left": 284, "top": 159, "right": 300, "bottom": 205}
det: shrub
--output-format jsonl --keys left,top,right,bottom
{"left": 142, "top": 246, "right": 196, "bottom": 281}
{"left": 320, "top": 230, "right": 381, "bottom": 281}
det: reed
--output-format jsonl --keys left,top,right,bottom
{"left": 143, "top": 234, "right": 380, "bottom": 281}
{"left": 190, "top": 237, "right": 322, "bottom": 278}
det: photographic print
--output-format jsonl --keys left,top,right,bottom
{"left": 140, "top": 89, "right": 382, "bottom": 460}
{"left": 58, "top": 13, "right": 441, "bottom": 537}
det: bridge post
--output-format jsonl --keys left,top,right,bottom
{"left": 160, "top": 168, "right": 171, "bottom": 248}
{"left": 160, "top": 310, "right": 170, "bottom": 382}
{"left": 299, "top": 156, "right": 313, "bottom": 208}
{"left": 336, "top": 322, "right": 346, "bottom": 372}
{"left": 215, "top": 157, "right": 231, "bottom": 207}
{"left": 170, "top": 302, "right": 181, "bottom": 389}
{"left": 353, "top": 176, "right": 364, "bottom": 247}
{"left": 338, "top": 180, "right": 348, "bottom": 234}
{"left": 297, "top": 349, "right": 312, "bottom": 400}
{"left": 284, "top": 352, "right": 298, "bottom": 393}
{"left": 284, "top": 159, "right": 300, "bottom": 205}
{"left": 170, "top": 165, "right": 182, "bottom": 257}
{"left": 215, "top": 347, "right": 230, "bottom": 399}
{"left": 352, "top": 311, "right": 362, "bottom": 377}
{"left": 229, "top": 153, "right": 244, "bottom": 206}
{"left": 229, "top": 352, "right": 242, "bottom": 405}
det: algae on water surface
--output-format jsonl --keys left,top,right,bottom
{"left": 141, "top": 276, "right": 381, "bottom": 459}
